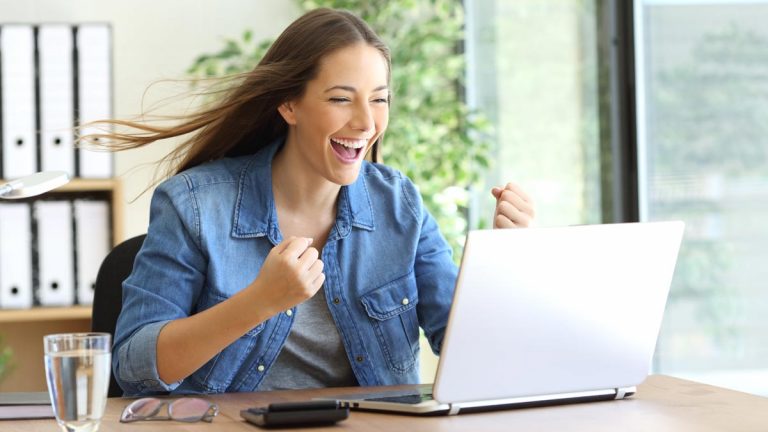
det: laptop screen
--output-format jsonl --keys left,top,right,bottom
{"left": 433, "top": 222, "right": 684, "bottom": 403}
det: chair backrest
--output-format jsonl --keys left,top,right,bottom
{"left": 91, "top": 234, "right": 146, "bottom": 397}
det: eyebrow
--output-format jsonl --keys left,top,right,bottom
{"left": 324, "top": 85, "right": 389, "bottom": 93}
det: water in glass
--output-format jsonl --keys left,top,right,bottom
{"left": 44, "top": 334, "right": 111, "bottom": 432}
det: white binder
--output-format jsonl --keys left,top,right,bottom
{"left": 35, "top": 200, "right": 75, "bottom": 306}
{"left": 0, "top": 203, "right": 34, "bottom": 309}
{"left": 39, "top": 24, "right": 75, "bottom": 176}
{"left": 1, "top": 25, "right": 37, "bottom": 178}
{"left": 76, "top": 24, "right": 113, "bottom": 178}
{"left": 74, "top": 199, "right": 111, "bottom": 305}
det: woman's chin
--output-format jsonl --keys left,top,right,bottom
{"left": 334, "top": 168, "right": 362, "bottom": 186}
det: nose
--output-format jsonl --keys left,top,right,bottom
{"left": 350, "top": 100, "right": 374, "bottom": 133}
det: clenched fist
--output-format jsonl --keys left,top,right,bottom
{"left": 492, "top": 182, "right": 535, "bottom": 228}
{"left": 247, "top": 236, "right": 325, "bottom": 316}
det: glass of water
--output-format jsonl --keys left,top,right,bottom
{"left": 44, "top": 333, "right": 111, "bottom": 432}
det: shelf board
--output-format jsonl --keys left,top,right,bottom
{"left": 56, "top": 178, "right": 117, "bottom": 192}
{"left": 0, "top": 306, "right": 92, "bottom": 323}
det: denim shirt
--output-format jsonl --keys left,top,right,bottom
{"left": 113, "top": 138, "right": 458, "bottom": 396}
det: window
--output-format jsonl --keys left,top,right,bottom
{"left": 635, "top": 0, "right": 768, "bottom": 395}
{"left": 465, "top": 0, "right": 605, "bottom": 227}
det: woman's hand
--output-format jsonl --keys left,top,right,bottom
{"left": 248, "top": 236, "right": 325, "bottom": 316}
{"left": 157, "top": 236, "right": 324, "bottom": 385}
{"left": 491, "top": 182, "right": 535, "bottom": 228}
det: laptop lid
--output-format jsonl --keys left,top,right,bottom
{"left": 433, "top": 221, "right": 684, "bottom": 403}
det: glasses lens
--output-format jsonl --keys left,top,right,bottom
{"left": 122, "top": 398, "right": 165, "bottom": 422}
{"left": 169, "top": 398, "right": 215, "bottom": 422}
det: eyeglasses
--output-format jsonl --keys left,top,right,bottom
{"left": 120, "top": 397, "right": 219, "bottom": 423}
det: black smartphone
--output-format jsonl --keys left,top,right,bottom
{"left": 240, "top": 400, "right": 349, "bottom": 428}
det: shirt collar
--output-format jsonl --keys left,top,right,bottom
{"left": 231, "top": 137, "right": 375, "bottom": 243}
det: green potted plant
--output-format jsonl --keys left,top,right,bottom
{"left": 187, "top": 0, "right": 492, "bottom": 261}
{"left": 0, "top": 336, "right": 13, "bottom": 383}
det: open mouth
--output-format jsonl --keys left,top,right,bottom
{"left": 330, "top": 137, "right": 368, "bottom": 163}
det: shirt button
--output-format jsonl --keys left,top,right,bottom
{"left": 402, "top": 298, "right": 409, "bottom": 305}
{"left": 356, "top": 356, "right": 364, "bottom": 363}
{"left": 257, "top": 365, "right": 265, "bottom": 372}
{"left": 286, "top": 309, "right": 293, "bottom": 317}
{"left": 333, "top": 297, "right": 340, "bottom": 304}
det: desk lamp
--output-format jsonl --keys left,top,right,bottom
{"left": 0, "top": 171, "right": 70, "bottom": 199}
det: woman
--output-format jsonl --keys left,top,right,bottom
{"left": 106, "top": 8, "right": 534, "bottom": 396}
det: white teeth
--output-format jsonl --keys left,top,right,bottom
{"left": 331, "top": 137, "right": 368, "bottom": 149}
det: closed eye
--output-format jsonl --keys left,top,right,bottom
{"left": 329, "top": 97, "right": 350, "bottom": 103}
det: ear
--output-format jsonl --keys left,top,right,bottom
{"left": 277, "top": 101, "right": 297, "bottom": 126}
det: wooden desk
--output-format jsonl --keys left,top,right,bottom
{"left": 4, "top": 375, "right": 767, "bottom": 431}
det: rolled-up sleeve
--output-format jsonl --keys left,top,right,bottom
{"left": 112, "top": 174, "right": 206, "bottom": 396}
{"left": 115, "top": 320, "right": 178, "bottom": 393}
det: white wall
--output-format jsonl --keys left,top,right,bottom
{"left": 0, "top": 0, "right": 300, "bottom": 237}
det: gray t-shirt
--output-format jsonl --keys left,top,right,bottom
{"left": 258, "top": 287, "right": 358, "bottom": 390}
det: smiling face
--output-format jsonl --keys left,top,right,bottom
{"left": 277, "top": 42, "right": 390, "bottom": 186}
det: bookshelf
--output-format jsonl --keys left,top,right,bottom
{"left": 0, "top": 178, "right": 123, "bottom": 392}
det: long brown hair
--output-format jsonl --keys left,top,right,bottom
{"left": 83, "top": 8, "right": 390, "bottom": 177}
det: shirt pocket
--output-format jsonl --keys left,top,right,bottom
{"left": 190, "top": 289, "right": 266, "bottom": 391}
{"left": 360, "top": 272, "right": 420, "bottom": 374}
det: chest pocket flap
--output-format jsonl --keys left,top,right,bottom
{"left": 360, "top": 272, "right": 419, "bottom": 320}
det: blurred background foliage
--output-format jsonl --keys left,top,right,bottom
{"left": 650, "top": 25, "right": 768, "bottom": 346}
{"left": 187, "top": 0, "right": 492, "bottom": 261}
{"left": 0, "top": 337, "right": 13, "bottom": 382}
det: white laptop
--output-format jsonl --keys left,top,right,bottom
{"left": 326, "top": 221, "right": 685, "bottom": 415}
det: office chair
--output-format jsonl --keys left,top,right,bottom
{"left": 91, "top": 234, "right": 146, "bottom": 398}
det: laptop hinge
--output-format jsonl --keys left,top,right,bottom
{"left": 447, "top": 404, "right": 461, "bottom": 415}
{"left": 615, "top": 386, "right": 636, "bottom": 399}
